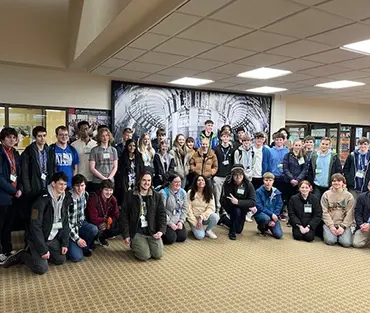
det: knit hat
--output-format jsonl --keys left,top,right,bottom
{"left": 231, "top": 164, "right": 245, "bottom": 174}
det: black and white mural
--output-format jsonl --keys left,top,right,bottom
{"left": 112, "top": 81, "right": 271, "bottom": 143}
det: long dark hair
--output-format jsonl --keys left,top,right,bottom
{"left": 121, "top": 139, "right": 141, "bottom": 168}
{"left": 189, "top": 175, "right": 213, "bottom": 203}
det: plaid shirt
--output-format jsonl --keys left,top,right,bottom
{"left": 69, "top": 191, "right": 88, "bottom": 242}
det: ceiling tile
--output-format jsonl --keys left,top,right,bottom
{"left": 317, "top": 0, "right": 370, "bottom": 21}
{"left": 304, "top": 49, "right": 362, "bottom": 63}
{"left": 299, "top": 64, "right": 349, "bottom": 76}
{"left": 114, "top": 47, "right": 147, "bottom": 60}
{"left": 226, "top": 30, "right": 297, "bottom": 52}
{"left": 263, "top": 8, "right": 352, "bottom": 38}
{"left": 220, "top": 77, "right": 255, "bottom": 84}
{"left": 141, "top": 74, "right": 178, "bottom": 83}
{"left": 177, "top": 19, "right": 252, "bottom": 44}
{"left": 206, "top": 82, "right": 236, "bottom": 89}
{"left": 290, "top": 0, "right": 327, "bottom": 5}
{"left": 100, "top": 58, "right": 129, "bottom": 68}
{"left": 135, "top": 52, "right": 187, "bottom": 66}
{"left": 129, "top": 32, "right": 169, "bottom": 50}
{"left": 273, "top": 81, "right": 308, "bottom": 89}
{"left": 110, "top": 69, "right": 148, "bottom": 79}
{"left": 178, "top": 0, "right": 233, "bottom": 16}
{"left": 158, "top": 67, "right": 201, "bottom": 76}
{"left": 226, "top": 84, "right": 256, "bottom": 91}
{"left": 150, "top": 12, "right": 200, "bottom": 36}
{"left": 210, "top": 63, "right": 253, "bottom": 75}
{"left": 267, "top": 40, "right": 333, "bottom": 57}
{"left": 193, "top": 72, "right": 231, "bottom": 80}
{"left": 296, "top": 77, "right": 336, "bottom": 86}
{"left": 197, "top": 46, "right": 256, "bottom": 62}
{"left": 334, "top": 57, "right": 370, "bottom": 70}
{"left": 91, "top": 67, "right": 113, "bottom": 75}
{"left": 235, "top": 53, "right": 292, "bottom": 67}
{"left": 274, "top": 59, "right": 323, "bottom": 71}
{"left": 210, "top": 0, "right": 305, "bottom": 28}
{"left": 308, "top": 23, "right": 370, "bottom": 46}
{"left": 154, "top": 38, "right": 216, "bottom": 56}
{"left": 274, "top": 73, "right": 316, "bottom": 82}
{"left": 122, "top": 61, "right": 165, "bottom": 73}
{"left": 175, "top": 58, "right": 225, "bottom": 71}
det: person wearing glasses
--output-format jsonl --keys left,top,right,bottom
{"left": 47, "top": 126, "right": 79, "bottom": 188}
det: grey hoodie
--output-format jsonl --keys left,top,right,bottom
{"left": 47, "top": 184, "right": 66, "bottom": 241}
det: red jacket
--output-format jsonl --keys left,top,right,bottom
{"left": 87, "top": 192, "right": 119, "bottom": 226}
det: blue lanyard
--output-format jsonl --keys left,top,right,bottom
{"left": 39, "top": 150, "right": 47, "bottom": 174}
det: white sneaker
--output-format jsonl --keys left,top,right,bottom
{"left": 205, "top": 230, "right": 217, "bottom": 239}
{"left": 0, "top": 253, "right": 8, "bottom": 265}
{"left": 245, "top": 211, "right": 253, "bottom": 222}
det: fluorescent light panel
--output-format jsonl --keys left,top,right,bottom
{"left": 246, "top": 86, "right": 287, "bottom": 94}
{"left": 315, "top": 80, "right": 365, "bottom": 89}
{"left": 341, "top": 39, "right": 370, "bottom": 56}
{"left": 237, "top": 67, "right": 291, "bottom": 79}
{"left": 169, "top": 77, "right": 214, "bottom": 86}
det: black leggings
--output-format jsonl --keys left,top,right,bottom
{"left": 162, "top": 225, "right": 187, "bottom": 245}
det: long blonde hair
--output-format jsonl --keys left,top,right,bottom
{"left": 290, "top": 139, "right": 304, "bottom": 158}
{"left": 138, "top": 132, "right": 154, "bottom": 158}
{"left": 97, "top": 128, "right": 114, "bottom": 146}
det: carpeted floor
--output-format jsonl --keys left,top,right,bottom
{"left": 2, "top": 223, "right": 370, "bottom": 313}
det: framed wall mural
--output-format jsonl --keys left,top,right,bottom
{"left": 112, "top": 81, "right": 272, "bottom": 144}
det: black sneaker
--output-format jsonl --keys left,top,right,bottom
{"left": 83, "top": 249, "right": 92, "bottom": 257}
{"left": 3, "top": 249, "right": 25, "bottom": 268}
{"left": 228, "top": 232, "right": 236, "bottom": 240}
{"left": 98, "top": 237, "right": 109, "bottom": 247}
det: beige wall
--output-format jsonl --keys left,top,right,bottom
{"left": 0, "top": 64, "right": 111, "bottom": 109}
{"left": 285, "top": 96, "right": 370, "bottom": 125}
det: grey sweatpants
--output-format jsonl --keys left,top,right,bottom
{"left": 131, "top": 233, "right": 163, "bottom": 261}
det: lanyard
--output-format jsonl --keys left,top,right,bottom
{"left": 358, "top": 154, "right": 368, "bottom": 171}
{"left": 39, "top": 149, "right": 47, "bottom": 174}
{"left": 97, "top": 194, "right": 109, "bottom": 218}
{"left": 161, "top": 153, "right": 170, "bottom": 171}
{"left": 4, "top": 148, "right": 16, "bottom": 174}
{"left": 222, "top": 146, "right": 230, "bottom": 161}
{"left": 139, "top": 195, "right": 146, "bottom": 216}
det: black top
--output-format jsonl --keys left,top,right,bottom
{"left": 288, "top": 193, "right": 322, "bottom": 230}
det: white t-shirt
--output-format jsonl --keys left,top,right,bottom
{"left": 71, "top": 139, "right": 97, "bottom": 182}
{"left": 252, "top": 146, "right": 263, "bottom": 178}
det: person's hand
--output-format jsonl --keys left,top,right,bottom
{"left": 170, "top": 224, "right": 177, "bottom": 231}
{"left": 41, "top": 251, "right": 50, "bottom": 260}
{"left": 77, "top": 238, "right": 87, "bottom": 248}
{"left": 15, "top": 190, "right": 22, "bottom": 198}
{"left": 360, "top": 223, "right": 370, "bottom": 232}
{"left": 298, "top": 225, "right": 306, "bottom": 234}
{"left": 250, "top": 206, "right": 257, "bottom": 214}
{"left": 196, "top": 217, "right": 203, "bottom": 230}
{"left": 152, "top": 232, "right": 163, "bottom": 239}
{"left": 330, "top": 226, "right": 338, "bottom": 236}
{"left": 336, "top": 226, "right": 344, "bottom": 236}
{"left": 124, "top": 237, "right": 131, "bottom": 245}
{"left": 268, "top": 220, "right": 275, "bottom": 227}
{"left": 177, "top": 222, "right": 183, "bottom": 230}
{"left": 61, "top": 247, "right": 68, "bottom": 255}
{"left": 303, "top": 227, "right": 310, "bottom": 234}
{"left": 98, "top": 223, "right": 107, "bottom": 231}
{"left": 271, "top": 214, "right": 278, "bottom": 222}
{"left": 291, "top": 179, "right": 298, "bottom": 186}
{"left": 227, "top": 193, "right": 239, "bottom": 205}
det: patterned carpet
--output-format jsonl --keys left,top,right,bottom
{"left": 2, "top": 223, "right": 370, "bottom": 313}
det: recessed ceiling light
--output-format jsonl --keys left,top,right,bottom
{"left": 169, "top": 77, "right": 214, "bottom": 86}
{"left": 341, "top": 39, "right": 370, "bottom": 56}
{"left": 246, "top": 86, "right": 287, "bottom": 94}
{"left": 315, "top": 80, "right": 365, "bottom": 89}
{"left": 237, "top": 67, "right": 291, "bottom": 79}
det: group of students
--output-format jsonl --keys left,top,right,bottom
{"left": 1, "top": 120, "right": 370, "bottom": 274}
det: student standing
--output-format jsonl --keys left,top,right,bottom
{"left": 153, "top": 141, "right": 175, "bottom": 188}
{"left": 195, "top": 120, "right": 219, "bottom": 149}
{"left": 234, "top": 135, "right": 253, "bottom": 181}
{"left": 138, "top": 132, "right": 156, "bottom": 174}
{"left": 169, "top": 134, "right": 188, "bottom": 189}
{"left": 303, "top": 136, "right": 315, "bottom": 162}
{"left": 115, "top": 127, "right": 133, "bottom": 156}
{"left": 189, "top": 137, "right": 218, "bottom": 180}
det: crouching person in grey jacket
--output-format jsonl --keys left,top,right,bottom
{"left": 121, "top": 172, "right": 167, "bottom": 261}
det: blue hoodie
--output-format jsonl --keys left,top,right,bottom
{"left": 256, "top": 185, "right": 283, "bottom": 217}
{"left": 270, "top": 146, "right": 289, "bottom": 177}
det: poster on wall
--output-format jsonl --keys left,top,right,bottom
{"left": 68, "top": 108, "right": 111, "bottom": 142}
{"left": 112, "top": 81, "right": 271, "bottom": 145}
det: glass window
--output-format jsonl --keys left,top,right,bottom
{"left": 46, "top": 109, "right": 66, "bottom": 145}
{"left": 0, "top": 107, "right": 5, "bottom": 131}
{"left": 9, "top": 107, "right": 43, "bottom": 152}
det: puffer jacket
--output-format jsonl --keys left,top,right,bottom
{"left": 189, "top": 148, "right": 218, "bottom": 179}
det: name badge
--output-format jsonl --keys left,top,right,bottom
{"left": 41, "top": 173, "right": 47, "bottom": 180}
{"left": 103, "top": 153, "right": 110, "bottom": 159}
{"left": 84, "top": 147, "right": 91, "bottom": 154}
{"left": 53, "top": 222, "right": 63, "bottom": 229}
{"left": 223, "top": 160, "right": 229, "bottom": 166}
{"left": 315, "top": 168, "right": 322, "bottom": 174}
{"left": 237, "top": 188, "right": 244, "bottom": 195}
{"left": 356, "top": 171, "right": 365, "bottom": 179}
{"left": 298, "top": 157, "right": 305, "bottom": 165}
{"left": 140, "top": 215, "right": 148, "bottom": 228}
{"left": 10, "top": 174, "right": 17, "bottom": 182}
{"left": 304, "top": 204, "right": 312, "bottom": 214}
{"left": 277, "top": 163, "right": 283, "bottom": 169}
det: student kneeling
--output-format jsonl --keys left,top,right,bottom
{"left": 255, "top": 172, "right": 283, "bottom": 239}
{"left": 288, "top": 180, "right": 322, "bottom": 242}
{"left": 121, "top": 172, "right": 167, "bottom": 261}
{"left": 6, "top": 172, "right": 71, "bottom": 274}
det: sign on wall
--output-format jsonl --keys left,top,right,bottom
{"left": 112, "top": 81, "right": 271, "bottom": 144}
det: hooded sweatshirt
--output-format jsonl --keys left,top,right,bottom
{"left": 47, "top": 184, "right": 66, "bottom": 241}
{"left": 321, "top": 187, "right": 354, "bottom": 228}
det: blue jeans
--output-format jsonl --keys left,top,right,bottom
{"left": 254, "top": 212, "right": 283, "bottom": 239}
{"left": 68, "top": 221, "right": 99, "bottom": 262}
{"left": 323, "top": 225, "right": 352, "bottom": 247}
{"left": 190, "top": 213, "right": 219, "bottom": 240}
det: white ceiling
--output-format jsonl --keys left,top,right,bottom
{"left": 91, "top": 0, "right": 370, "bottom": 104}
